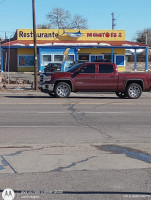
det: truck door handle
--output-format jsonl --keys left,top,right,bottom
{"left": 90, "top": 75, "right": 96, "bottom": 78}
{"left": 110, "top": 76, "right": 115, "bottom": 78}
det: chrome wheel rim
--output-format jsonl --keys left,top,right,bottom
{"left": 56, "top": 84, "right": 69, "bottom": 97}
{"left": 128, "top": 85, "right": 141, "bottom": 98}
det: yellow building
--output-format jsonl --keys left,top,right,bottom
{"left": 1, "top": 29, "right": 148, "bottom": 72}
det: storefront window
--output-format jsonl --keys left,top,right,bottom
{"left": 79, "top": 54, "right": 89, "bottom": 62}
{"left": 104, "top": 54, "right": 113, "bottom": 62}
{"left": 54, "top": 55, "right": 74, "bottom": 62}
{"left": 115, "top": 55, "right": 125, "bottom": 66}
{"left": 90, "top": 55, "right": 104, "bottom": 62}
{"left": 42, "top": 55, "right": 51, "bottom": 62}
{"left": 104, "top": 54, "right": 111, "bottom": 62}
{"left": 54, "top": 55, "right": 63, "bottom": 62}
{"left": 67, "top": 55, "right": 74, "bottom": 62}
{"left": 18, "top": 55, "right": 34, "bottom": 67}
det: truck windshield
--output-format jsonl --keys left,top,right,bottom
{"left": 67, "top": 63, "right": 83, "bottom": 72}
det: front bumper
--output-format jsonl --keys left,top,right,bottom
{"left": 38, "top": 83, "right": 54, "bottom": 93}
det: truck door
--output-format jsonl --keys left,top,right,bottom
{"left": 96, "top": 64, "right": 118, "bottom": 91}
{"left": 73, "top": 63, "right": 97, "bottom": 91}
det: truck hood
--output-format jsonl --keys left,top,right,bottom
{"left": 42, "top": 72, "right": 72, "bottom": 80}
{"left": 42, "top": 72, "right": 71, "bottom": 76}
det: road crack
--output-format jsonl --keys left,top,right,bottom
{"left": 67, "top": 104, "right": 113, "bottom": 142}
{"left": 50, "top": 156, "right": 96, "bottom": 172}
{"left": 0, "top": 155, "right": 17, "bottom": 173}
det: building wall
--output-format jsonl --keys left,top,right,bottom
{"left": 16, "top": 47, "right": 126, "bottom": 72}
{"left": 79, "top": 48, "right": 126, "bottom": 71}
{"left": 39, "top": 48, "right": 76, "bottom": 72}
{"left": 1, "top": 29, "right": 127, "bottom": 72}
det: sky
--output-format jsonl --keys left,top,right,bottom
{"left": 0, "top": 0, "right": 151, "bottom": 41}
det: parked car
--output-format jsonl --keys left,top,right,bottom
{"left": 44, "top": 63, "right": 62, "bottom": 72}
{"left": 39, "top": 62, "right": 151, "bottom": 99}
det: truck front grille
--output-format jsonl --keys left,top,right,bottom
{"left": 40, "top": 75, "right": 44, "bottom": 83}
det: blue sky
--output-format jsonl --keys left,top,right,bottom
{"left": 0, "top": 0, "right": 151, "bottom": 41}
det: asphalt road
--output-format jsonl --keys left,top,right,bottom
{"left": 0, "top": 92, "right": 151, "bottom": 200}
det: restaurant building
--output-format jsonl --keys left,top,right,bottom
{"left": 1, "top": 29, "right": 148, "bottom": 72}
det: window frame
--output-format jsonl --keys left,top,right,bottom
{"left": 79, "top": 64, "right": 96, "bottom": 74}
{"left": 89, "top": 54, "right": 104, "bottom": 62}
{"left": 54, "top": 54, "right": 75, "bottom": 63}
{"left": 54, "top": 55, "right": 63, "bottom": 62}
{"left": 18, "top": 55, "right": 34, "bottom": 67}
{"left": 66, "top": 54, "right": 75, "bottom": 62}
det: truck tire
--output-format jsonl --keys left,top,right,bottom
{"left": 54, "top": 82, "right": 71, "bottom": 98}
{"left": 116, "top": 92, "right": 127, "bottom": 98}
{"left": 126, "top": 83, "right": 142, "bottom": 99}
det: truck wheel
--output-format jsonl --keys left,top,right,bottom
{"left": 54, "top": 82, "right": 71, "bottom": 98}
{"left": 126, "top": 83, "right": 142, "bottom": 99}
{"left": 116, "top": 92, "right": 127, "bottom": 98}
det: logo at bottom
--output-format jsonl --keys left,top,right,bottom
{"left": 2, "top": 189, "right": 15, "bottom": 200}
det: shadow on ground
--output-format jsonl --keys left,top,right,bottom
{"left": 4, "top": 95, "right": 121, "bottom": 99}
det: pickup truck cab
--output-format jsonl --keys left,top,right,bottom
{"left": 38, "top": 62, "right": 151, "bottom": 99}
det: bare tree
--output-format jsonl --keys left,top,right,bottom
{"left": 46, "top": 8, "right": 88, "bottom": 29}
{"left": 47, "top": 8, "right": 71, "bottom": 29}
{"left": 136, "top": 28, "right": 151, "bottom": 46}
{"left": 70, "top": 14, "right": 88, "bottom": 29}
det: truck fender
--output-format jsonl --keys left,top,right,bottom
{"left": 125, "top": 79, "right": 144, "bottom": 91}
{"left": 54, "top": 79, "right": 74, "bottom": 91}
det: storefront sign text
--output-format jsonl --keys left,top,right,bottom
{"left": 87, "top": 32, "right": 122, "bottom": 38}
{"left": 18, "top": 31, "right": 58, "bottom": 39}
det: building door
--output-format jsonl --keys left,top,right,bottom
{"left": 90, "top": 55, "right": 104, "bottom": 62}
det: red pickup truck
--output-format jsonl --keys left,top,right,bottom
{"left": 38, "top": 62, "right": 151, "bottom": 99}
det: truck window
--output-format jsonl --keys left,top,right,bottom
{"left": 80, "top": 64, "right": 95, "bottom": 73}
{"left": 67, "top": 63, "right": 83, "bottom": 72}
{"left": 99, "top": 64, "right": 114, "bottom": 73}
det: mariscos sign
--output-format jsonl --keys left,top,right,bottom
{"left": 17, "top": 29, "right": 125, "bottom": 41}
{"left": 87, "top": 32, "right": 123, "bottom": 38}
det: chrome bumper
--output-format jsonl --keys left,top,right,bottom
{"left": 38, "top": 83, "right": 54, "bottom": 92}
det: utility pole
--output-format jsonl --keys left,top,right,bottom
{"left": 145, "top": 31, "right": 148, "bottom": 45}
{"left": 32, "top": 0, "right": 38, "bottom": 90}
{"left": 111, "top": 12, "right": 116, "bottom": 30}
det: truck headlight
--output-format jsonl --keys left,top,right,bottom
{"left": 43, "top": 75, "right": 51, "bottom": 82}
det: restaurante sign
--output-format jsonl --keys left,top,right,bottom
{"left": 17, "top": 29, "right": 125, "bottom": 41}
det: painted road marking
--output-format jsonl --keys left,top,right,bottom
{"left": 38, "top": 112, "right": 127, "bottom": 114}
{"left": 0, "top": 126, "right": 89, "bottom": 128}
{"left": 0, "top": 102, "right": 134, "bottom": 105}
{"left": 0, "top": 111, "right": 144, "bottom": 114}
